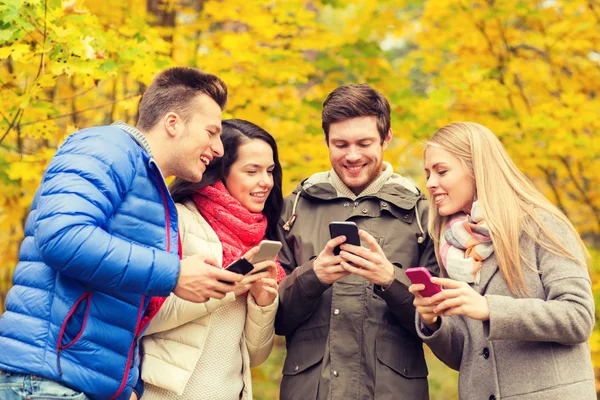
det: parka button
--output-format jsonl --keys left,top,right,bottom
{"left": 294, "top": 365, "right": 299, "bottom": 372}
{"left": 344, "top": 202, "right": 349, "bottom": 207}
{"left": 361, "top": 209, "right": 368, "bottom": 214}
{"left": 382, "top": 202, "right": 388, "bottom": 208}
{"left": 482, "top": 347, "right": 490, "bottom": 359}
{"left": 403, "top": 214, "right": 409, "bottom": 219}
{"left": 333, "top": 309, "right": 340, "bottom": 315}
{"left": 333, "top": 370, "right": 339, "bottom": 377}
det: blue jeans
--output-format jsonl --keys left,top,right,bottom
{"left": 0, "top": 370, "right": 88, "bottom": 399}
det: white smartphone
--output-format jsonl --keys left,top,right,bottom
{"left": 252, "top": 240, "right": 282, "bottom": 264}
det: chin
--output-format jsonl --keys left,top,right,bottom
{"left": 244, "top": 202, "right": 265, "bottom": 213}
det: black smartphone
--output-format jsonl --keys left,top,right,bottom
{"left": 329, "top": 221, "right": 361, "bottom": 256}
{"left": 225, "top": 257, "right": 254, "bottom": 276}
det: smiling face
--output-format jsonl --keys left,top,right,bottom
{"left": 224, "top": 139, "right": 275, "bottom": 213}
{"left": 424, "top": 145, "right": 476, "bottom": 217}
{"left": 170, "top": 93, "right": 224, "bottom": 183}
{"left": 328, "top": 116, "right": 392, "bottom": 195}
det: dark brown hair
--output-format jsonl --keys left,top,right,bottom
{"left": 322, "top": 83, "right": 391, "bottom": 143}
{"left": 169, "top": 119, "right": 283, "bottom": 239}
{"left": 137, "top": 67, "right": 228, "bottom": 131}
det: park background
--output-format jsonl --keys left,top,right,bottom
{"left": 0, "top": 0, "right": 598, "bottom": 398}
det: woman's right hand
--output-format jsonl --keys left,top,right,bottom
{"left": 408, "top": 284, "right": 440, "bottom": 330}
{"left": 233, "top": 269, "right": 271, "bottom": 297}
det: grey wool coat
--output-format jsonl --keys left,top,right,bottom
{"left": 417, "top": 213, "right": 596, "bottom": 400}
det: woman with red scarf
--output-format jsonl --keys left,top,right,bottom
{"left": 141, "top": 119, "right": 286, "bottom": 400}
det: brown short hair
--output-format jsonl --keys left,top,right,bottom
{"left": 322, "top": 83, "right": 391, "bottom": 143}
{"left": 137, "top": 67, "right": 228, "bottom": 131}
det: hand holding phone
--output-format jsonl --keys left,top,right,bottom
{"left": 329, "top": 221, "right": 361, "bottom": 256}
{"left": 405, "top": 267, "right": 441, "bottom": 297}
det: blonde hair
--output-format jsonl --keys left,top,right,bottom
{"left": 425, "top": 122, "right": 589, "bottom": 296}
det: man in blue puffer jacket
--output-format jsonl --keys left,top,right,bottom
{"left": 0, "top": 67, "right": 245, "bottom": 400}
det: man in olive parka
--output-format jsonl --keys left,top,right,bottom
{"left": 275, "top": 83, "right": 439, "bottom": 400}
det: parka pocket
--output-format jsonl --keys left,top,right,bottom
{"left": 281, "top": 338, "right": 326, "bottom": 399}
{"left": 375, "top": 336, "right": 429, "bottom": 398}
{"left": 282, "top": 338, "right": 325, "bottom": 376}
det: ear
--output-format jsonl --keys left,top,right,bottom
{"left": 382, "top": 128, "right": 393, "bottom": 150}
{"left": 163, "top": 112, "right": 179, "bottom": 138}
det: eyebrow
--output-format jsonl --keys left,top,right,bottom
{"left": 207, "top": 124, "right": 221, "bottom": 134}
{"left": 330, "top": 137, "right": 376, "bottom": 143}
{"left": 243, "top": 163, "right": 275, "bottom": 168}
{"left": 424, "top": 162, "right": 448, "bottom": 171}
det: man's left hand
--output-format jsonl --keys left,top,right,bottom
{"left": 339, "top": 229, "right": 395, "bottom": 288}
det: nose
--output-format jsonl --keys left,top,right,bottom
{"left": 425, "top": 174, "right": 437, "bottom": 193}
{"left": 345, "top": 146, "right": 361, "bottom": 162}
{"left": 211, "top": 135, "right": 224, "bottom": 157}
{"left": 258, "top": 171, "right": 273, "bottom": 188}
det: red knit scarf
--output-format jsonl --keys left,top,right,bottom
{"left": 193, "top": 181, "right": 286, "bottom": 284}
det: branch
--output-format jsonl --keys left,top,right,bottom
{"left": 38, "top": 85, "right": 97, "bottom": 102}
{"left": 513, "top": 73, "right": 532, "bottom": 115}
{"left": 35, "top": 0, "right": 48, "bottom": 80}
{"left": 0, "top": 109, "right": 24, "bottom": 145}
{"left": 18, "top": 93, "right": 142, "bottom": 128}
{"left": 538, "top": 165, "right": 569, "bottom": 218}
{"left": 558, "top": 156, "right": 600, "bottom": 232}
{"left": 587, "top": 0, "right": 600, "bottom": 24}
{"left": 508, "top": 44, "right": 549, "bottom": 60}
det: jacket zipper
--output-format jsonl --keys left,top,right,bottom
{"left": 110, "top": 166, "right": 173, "bottom": 399}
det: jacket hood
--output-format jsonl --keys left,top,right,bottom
{"left": 292, "top": 169, "right": 425, "bottom": 210}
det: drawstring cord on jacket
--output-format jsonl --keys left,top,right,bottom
{"left": 282, "top": 190, "right": 302, "bottom": 231}
{"left": 415, "top": 201, "right": 425, "bottom": 244}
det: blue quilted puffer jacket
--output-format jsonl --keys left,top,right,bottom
{"left": 0, "top": 124, "right": 180, "bottom": 399}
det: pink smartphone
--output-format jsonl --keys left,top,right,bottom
{"left": 405, "top": 267, "right": 441, "bottom": 297}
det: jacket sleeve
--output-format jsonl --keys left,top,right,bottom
{"left": 417, "top": 314, "right": 465, "bottom": 371}
{"left": 274, "top": 209, "right": 331, "bottom": 336}
{"left": 373, "top": 199, "right": 440, "bottom": 340}
{"left": 275, "top": 259, "right": 331, "bottom": 336}
{"left": 484, "top": 217, "right": 594, "bottom": 345}
{"left": 143, "top": 291, "right": 236, "bottom": 336}
{"left": 34, "top": 129, "right": 179, "bottom": 297}
{"left": 245, "top": 293, "right": 278, "bottom": 367}
{"left": 373, "top": 270, "right": 420, "bottom": 340}
{"left": 144, "top": 202, "right": 236, "bottom": 336}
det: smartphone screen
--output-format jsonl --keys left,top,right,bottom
{"left": 329, "top": 221, "right": 360, "bottom": 256}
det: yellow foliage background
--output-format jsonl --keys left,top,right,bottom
{"left": 0, "top": 0, "right": 599, "bottom": 398}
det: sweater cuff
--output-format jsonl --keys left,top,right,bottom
{"left": 147, "top": 251, "right": 180, "bottom": 297}
{"left": 374, "top": 279, "right": 413, "bottom": 307}
{"left": 248, "top": 293, "right": 279, "bottom": 313}
{"left": 415, "top": 312, "right": 444, "bottom": 341}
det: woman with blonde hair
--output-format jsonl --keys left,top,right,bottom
{"left": 410, "top": 122, "right": 595, "bottom": 399}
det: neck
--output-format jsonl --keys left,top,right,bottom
{"left": 141, "top": 127, "right": 172, "bottom": 178}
